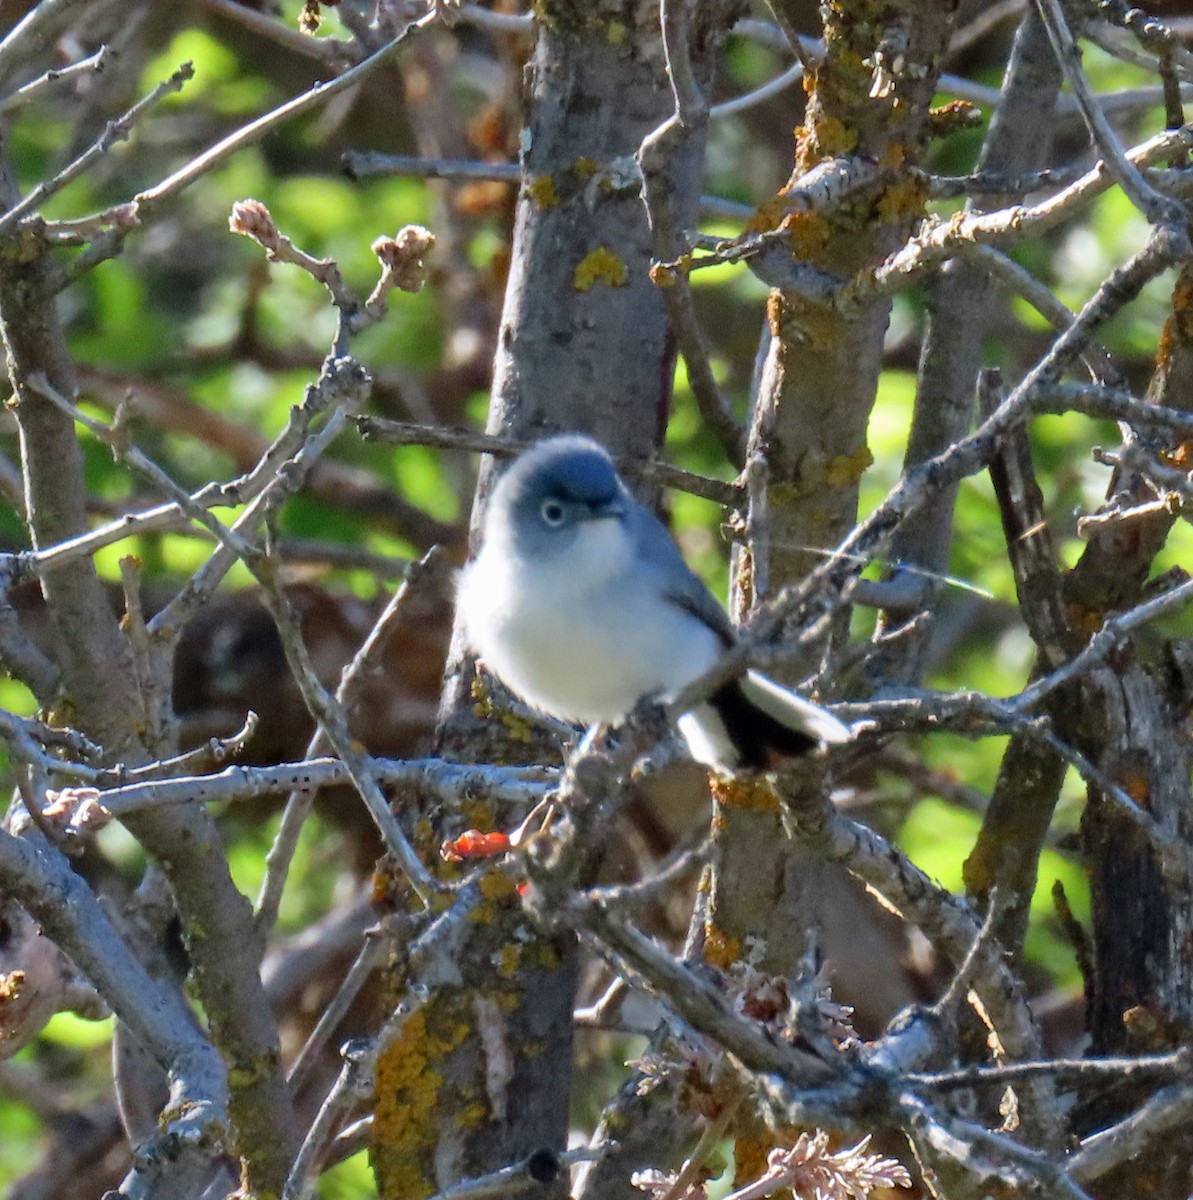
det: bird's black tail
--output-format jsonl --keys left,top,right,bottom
{"left": 703, "top": 672, "right": 850, "bottom": 769}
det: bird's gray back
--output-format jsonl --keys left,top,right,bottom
{"left": 625, "top": 498, "right": 735, "bottom": 646}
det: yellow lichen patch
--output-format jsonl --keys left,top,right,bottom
{"left": 874, "top": 174, "right": 928, "bottom": 227}
{"left": 702, "top": 924, "right": 743, "bottom": 970}
{"left": 372, "top": 1004, "right": 472, "bottom": 1200}
{"left": 606, "top": 20, "right": 627, "bottom": 44}
{"left": 470, "top": 677, "right": 494, "bottom": 718}
{"left": 798, "top": 113, "right": 857, "bottom": 169}
{"left": 494, "top": 943, "right": 522, "bottom": 977}
{"left": 499, "top": 708, "right": 537, "bottom": 742}
{"left": 526, "top": 940, "right": 562, "bottom": 970}
{"left": 471, "top": 680, "right": 537, "bottom": 742}
{"left": 227, "top": 1065, "right": 260, "bottom": 1091}
{"left": 470, "top": 869, "right": 521, "bottom": 924}
{"left": 781, "top": 293, "right": 842, "bottom": 348}
{"left": 878, "top": 141, "right": 906, "bottom": 171}
{"left": 574, "top": 246, "right": 628, "bottom": 291}
{"left": 779, "top": 210, "right": 830, "bottom": 259}
{"left": 745, "top": 193, "right": 788, "bottom": 236}
{"left": 927, "top": 99, "right": 983, "bottom": 140}
{"left": 478, "top": 871, "right": 518, "bottom": 903}
{"left": 573, "top": 156, "right": 598, "bottom": 179}
{"left": 825, "top": 445, "right": 874, "bottom": 488}
{"left": 961, "top": 848, "right": 994, "bottom": 898}
{"left": 461, "top": 798, "right": 496, "bottom": 832}
{"left": 710, "top": 774, "right": 781, "bottom": 814}
{"left": 0, "top": 229, "right": 46, "bottom": 265}
{"left": 457, "top": 1102, "right": 487, "bottom": 1128}
{"left": 527, "top": 174, "right": 559, "bottom": 210}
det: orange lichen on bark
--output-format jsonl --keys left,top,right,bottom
{"left": 926, "top": 99, "right": 983, "bottom": 139}
{"left": 745, "top": 193, "right": 788, "bottom": 235}
{"left": 1165, "top": 441, "right": 1193, "bottom": 468}
{"left": 649, "top": 256, "right": 690, "bottom": 287}
{"left": 1156, "top": 267, "right": 1193, "bottom": 367}
{"left": 1065, "top": 602, "right": 1105, "bottom": 639}
{"left": 1117, "top": 770, "right": 1152, "bottom": 810}
{"left": 710, "top": 774, "right": 781, "bottom": 814}
{"left": 766, "top": 290, "right": 785, "bottom": 338}
{"left": 702, "top": 923, "right": 743, "bottom": 970}
{"left": 733, "top": 1132, "right": 771, "bottom": 1186}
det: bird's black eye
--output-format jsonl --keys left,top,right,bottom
{"left": 540, "top": 498, "right": 566, "bottom": 526}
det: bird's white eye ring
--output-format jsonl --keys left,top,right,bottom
{"left": 540, "top": 499, "right": 566, "bottom": 526}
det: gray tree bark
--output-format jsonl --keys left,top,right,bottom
{"left": 372, "top": 5, "right": 735, "bottom": 1197}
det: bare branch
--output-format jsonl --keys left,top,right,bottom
{"left": 355, "top": 416, "right": 740, "bottom": 505}
{"left": 0, "top": 44, "right": 112, "bottom": 115}
{"left": 0, "top": 62, "right": 194, "bottom": 236}
{"left": 0, "top": 827, "right": 230, "bottom": 1190}
{"left": 255, "top": 547, "right": 454, "bottom": 932}
{"left": 1032, "top": 0, "right": 1185, "bottom": 226}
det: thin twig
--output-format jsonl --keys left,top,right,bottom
{"left": 355, "top": 416, "right": 740, "bottom": 505}
{"left": 1032, "top": 0, "right": 1183, "bottom": 226}
{"left": 0, "top": 62, "right": 194, "bottom": 236}
{"left": 0, "top": 45, "right": 113, "bottom": 115}
{"left": 639, "top": 0, "right": 746, "bottom": 465}
{"left": 255, "top": 547, "right": 451, "bottom": 932}
{"left": 286, "top": 925, "right": 390, "bottom": 1089}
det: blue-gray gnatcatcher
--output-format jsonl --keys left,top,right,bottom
{"left": 457, "top": 435, "right": 851, "bottom": 768}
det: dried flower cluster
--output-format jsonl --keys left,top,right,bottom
{"left": 631, "top": 1132, "right": 910, "bottom": 1200}
{"left": 631, "top": 1166, "right": 709, "bottom": 1200}
{"left": 744, "top": 1133, "right": 912, "bottom": 1200}
{"left": 727, "top": 963, "right": 858, "bottom": 1048}
{"left": 370, "top": 225, "right": 437, "bottom": 298}
{"left": 631, "top": 1033, "right": 724, "bottom": 1118}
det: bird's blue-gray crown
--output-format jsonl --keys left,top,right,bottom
{"left": 491, "top": 434, "right": 627, "bottom": 549}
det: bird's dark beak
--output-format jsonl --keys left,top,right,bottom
{"left": 587, "top": 497, "right": 624, "bottom": 520}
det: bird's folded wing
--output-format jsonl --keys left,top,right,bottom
{"left": 661, "top": 581, "right": 736, "bottom": 646}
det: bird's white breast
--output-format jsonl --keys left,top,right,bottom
{"left": 458, "top": 520, "right": 721, "bottom": 724}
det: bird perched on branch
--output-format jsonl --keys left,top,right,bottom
{"left": 457, "top": 435, "right": 851, "bottom": 768}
